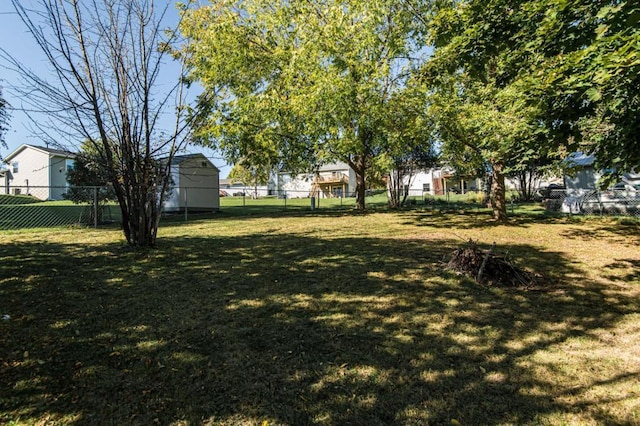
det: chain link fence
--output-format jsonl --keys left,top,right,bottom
{"left": 0, "top": 186, "right": 121, "bottom": 230}
{"left": 217, "top": 189, "right": 389, "bottom": 214}
{"left": 3, "top": 185, "right": 637, "bottom": 230}
{"left": 0, "top": 185, "right": 384, "bottom": 230}
{"left": 543, "top": 188, "right": 640, "bottom": 216}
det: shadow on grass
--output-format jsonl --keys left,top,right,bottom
{"left": 1, "top": 231, "right": 638, "bottom": 424}
{"left": 397, "top": 207, "right": 640, "bottom": 241}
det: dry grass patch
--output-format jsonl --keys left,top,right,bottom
{"left": 1, "top": 210, "right": 639, "bottom": 425}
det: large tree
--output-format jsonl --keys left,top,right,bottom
{"left": 429, "top": 79, "right": 549, "bottom": 220}
{"left": 419, "top": 0, "right": 639, "bottom": 208}
{"left": 535, "top": 0, "right": 640, "bottom": 180}
{"left": 381, "top": 82, "right": 438, "bottom": 208}
{"left": 419, "top": 1, "right": 569, "bottom": 221}
{"left": 180, "top": 0, "right": 425, "bottom": 210}
{"left": 2, "top": 0, "right": 193, "bottom": 246}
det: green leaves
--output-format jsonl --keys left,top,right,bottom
{"left": 180, "top": 0, "right": 429, "bottom": 208}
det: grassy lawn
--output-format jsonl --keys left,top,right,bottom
{"left": 1, "top": 209, "right": 639, "bottom": 425}
{"left": 218, "top": 193, "right": 392, "bottom": 215}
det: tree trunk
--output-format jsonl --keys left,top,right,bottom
{"left": 490, "top": 160, "right": 508, "bottom": 221}
{"left": 355, "top": 169, "right": 366, "bottom": 211}
{"left": 388, "top": 169, "right": 401, "bottom": 209}
{"left": 347, "top": 154, "right": 367, "bottom": 211}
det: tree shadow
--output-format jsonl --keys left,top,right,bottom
{"left": 396, "top": 208, "right": 578, "bottom": 231}
{"left": 559, "top": 221, "right": 640, "bottom": 247}
{"left": 1, "top": 230, "right": 639, "bottom": 424}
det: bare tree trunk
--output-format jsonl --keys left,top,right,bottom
{"left": 7, "top": 0, "right": 192, "bottom": 247}
{"left": 388, "top": 169, "right": 401, "bottom": 209}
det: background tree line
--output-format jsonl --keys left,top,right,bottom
{"left": 178, "top": 0, "right": 638, "bottom": 221}
{"left": 3, "top": 0, "right": 638, "bottom": 246}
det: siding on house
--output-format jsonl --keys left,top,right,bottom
{"left": 564, "top": 152, "right": 639, "bottom": 190}
{"left": 564, "top": 152, "right": 604, "bottom": 191}
{"left": 0, "top": 170, "right": 10, "bottom": 195}
{"left": 404, "top": 168, "right": 483, "bottom": 196}
{"left": 278, "top": 162, "right": 357, "bottom": 198}
{"left": 2, "top": 144, "right": 75, "bottom": 200}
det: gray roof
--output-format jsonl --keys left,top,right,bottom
{"left": 170, "top": 153, "right": 220, "bottom": 170}
{"left": 30, "top": 145, "right": 76, "bottom": 157}
{"left": 4, "top": 144, "right": 75, "bottom": 162}
{"left": 566, "top": 152, "right": 595, "bottom": 167}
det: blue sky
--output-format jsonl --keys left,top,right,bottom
{"left": 0, "top": 2, "right": 231, "bottom": 177}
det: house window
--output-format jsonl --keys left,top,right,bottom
{"left": 12, "top": 162, "right": 18, "bottom": 173}
{"left": 201, "top": 161, "right": 208, "bottom": 167}
{"left": 65, "top": 159, "right": 75, "bottom": 172}
{"left": 423, "top": 183, "right": 431, "bottom": 192}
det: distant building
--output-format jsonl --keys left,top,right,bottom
{"left": 2, "top": 144, "right": 75, "bottom": 200}
{"left": 403, "top": 167, "right": 483, "bottom": 196}
{"left": 163, "top": 153, "right": 220, "bottom": 212}
{"left": 277, "top": 162, "right": 357, "bottom": 198}
{"left": 564, "top": 152, "right": 640, "bottom": 190}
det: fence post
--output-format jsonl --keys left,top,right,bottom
{"left": 184, "top": 187, "right": 188, "bottom": 221}
{"left": 94, "top": 187, "right": 98, "bottom": 228}
{"left": 284, "top": 191, "right": 287, "bottom": 210}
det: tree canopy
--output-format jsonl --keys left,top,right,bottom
{"left": 180, "top": 0, "right": 429, "bottom": 210}
{"left": 415, "top": 0, "right": 640, "bottom": 218}
{"left": 179, "top": 0, "right": 638, "bottom": 218}
{"left": 423, "top": 0, "right": 639, "bottom": 183}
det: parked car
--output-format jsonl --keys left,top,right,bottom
{"left": 233, "top": 191, "right": 245, "bottom": 197}
{"left": 613, "top": 182, "right": 640, "bottom": 191}
{"left": 538, "top": 183, "right": 565, "bottom": 199}
{"left": 603, "top": 182, "right": 640, "bottom": 200}
{"left": 219, "top": 190, "right": 230, "bottom": 197}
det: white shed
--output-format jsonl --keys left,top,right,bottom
{"left": 163, "top": 153, "right": 220, "bottom": 213}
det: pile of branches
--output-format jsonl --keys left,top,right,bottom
{"left": 446, "top": 240, "right": 539, "bottom": 287}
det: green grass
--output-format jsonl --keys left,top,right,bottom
{"left": 218, "top": 193, "right": 392, "bottom": 215}
{"left": 1, "top": 210, "right": 640, "bottom": 425}
{"left": 0, "top": 194, "right": 41, "bottom": 205}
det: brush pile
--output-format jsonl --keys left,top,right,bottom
{"left": 446, "top": 240, "right": 538, "bottom": 287}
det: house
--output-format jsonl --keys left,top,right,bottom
{"left": 564, "top": 152, "right": 640, "bottom": 191}
{"left": 277, "top": 162, "right": 357, "bottom": 198}
{"left": 404, "top": 167, "right": 484, "bottom": 196}
{"left": 0, "top": 169, "right": 10, "bottom": 195}
{"left": 163, "top": 153, "right": 220, "bottom": 213}
{"left": 2, "top": 144, "right": 75, "bottom": 200}
{"left": 219, "top": 178, "right": 276, "bottom": 198}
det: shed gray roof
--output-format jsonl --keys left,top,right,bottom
{"left": 170, "top": 153, "right": 220, "bottom": 170}
{"left": 566, "top": 152, "right": 595, "bottom": 167}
